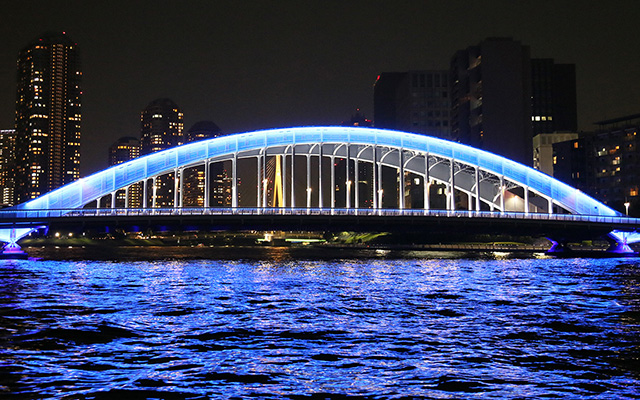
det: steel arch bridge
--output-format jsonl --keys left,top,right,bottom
{"left": 1, "top": 126, "right": 639, "bottom": 254}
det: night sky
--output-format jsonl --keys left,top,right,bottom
{"left": 2, "top": 1, "right": 639, "bottom": 176}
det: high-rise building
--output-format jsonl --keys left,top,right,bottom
{"left": 0, "top": 130, "right": 16, "bottom": 206}
{"left": 183, "top": 121, "right": 225, "bottom": 207}
{"left": 373, "top": 71, "right": 451, "bottom": 139}
{"left": 14, "top": 32, "right": 82, "bottom": 203}
{"left": 139, "top": 98, "right": 183, "bottom": 207}
{"left": 531, "top": 59, "right": 577, "bottom": 136}
{"left": 184, "top": 120, "right": 221, "bottom": 143}
{"left": 108, "top": 137, "right": 141, "bottom": 207}
{"left": 373, "top": 72, "right": 405, "bottom": 131}
{"left": 140, "top": 98, "right": 184, "bottom": 155}
{"left": 108, "top": 136, "right": 140, "bottom": 166}
{"left": 450, "top": 38, "right": 532, "bottom": 165}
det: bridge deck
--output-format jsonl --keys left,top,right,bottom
{"left": 1, "top": 208, "right": 637, "bottom": 243}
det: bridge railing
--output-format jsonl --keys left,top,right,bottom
{"left": 0, "top": 207, "right": 638, "bottom": 226}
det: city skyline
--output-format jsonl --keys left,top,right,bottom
{"left": 1, "top": 1, "right": 639, "bottom": 176}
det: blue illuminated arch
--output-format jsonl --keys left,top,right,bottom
{"left": 15, "top": 126, "right": 619, "bottom": 217}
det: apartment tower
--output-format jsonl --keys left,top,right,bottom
{"left": 14, "top": 32, "right": 82, "bottom": 202}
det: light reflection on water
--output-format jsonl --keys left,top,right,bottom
{"left": 0, "top": 247, "right": 639, "bottom": 399}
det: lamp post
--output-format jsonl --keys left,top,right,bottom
{"left": 346, "top": 180, "right": 352, "bottom": 209}
{"left": 624, "top": 201, "right": 630, "bottom": 216}
{"left": 306, "top": 187, "right": 312, "bottom": 209}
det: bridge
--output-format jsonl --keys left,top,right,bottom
{"left": 1, "top": 126, "right": 639, "bottom": 256}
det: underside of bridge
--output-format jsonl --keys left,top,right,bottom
{"left": 2, "top": 127, "right": 638, "bottom": 256}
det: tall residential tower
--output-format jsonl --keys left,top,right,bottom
{"left": 140, "top": 98, "right": 184, "bottom": 155}
{"left": 14, "top": 32, "right": 82, "bottom": 203}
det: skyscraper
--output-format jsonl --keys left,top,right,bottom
{"left": 0, "top": 129, "right": 16, "bottom": 206}
{"left": 139, "top": 98, "right": 184, "bottom": 207}
{"left": 14, "top": 32, "right": 82, "bottom": 203}
{"left": 140, "top": 98, "right": 184, "bottom": 155}
{"left": 450, "top": 38, "right": 532, "bottom": 165}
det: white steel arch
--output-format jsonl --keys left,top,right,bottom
{"left": 14, "top": 126, "right": 619, "bottom": 218}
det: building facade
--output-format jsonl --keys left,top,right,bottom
{"left": 108, "top": 137, "right": 141, "bottom": 207}
{"left": 373, "top": 71, "right": 451, "bottom": 139}
{"left": 450, "top": 37, "right": 533, "bottom": 166}
{"left": 553, "top": 114, "right": 640, "bottom": 216}
{"left": 108, "top": 136, "right": 140, "bottom": 166}
{"left": 0, "top": 130, "right": 16, "bottom": 206}
{"left": 140, "top": 98, "right": 184, "bottom": 155}
{"left": 139, "top": 98, "right": 184, "bottom": 206}
{"left": 14, "top": 32, "right": 82, "bottom": 203}
{"left": 183, "top": 121, "right": 226, "bottom": 207}
{"left": 531, "top": 59, "right": 577, "bottom": 136}
{"left": 533, "top": 132, "right": 578, "bottom": 176}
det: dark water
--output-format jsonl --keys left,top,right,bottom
{"left": 1, "top": 247, "right": 639, "bottom": 399}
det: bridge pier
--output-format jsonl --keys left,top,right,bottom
{"left": 545, "top": 239, "right": 571, "bottom": 254}
{"left": 0, "top": 226, "right": 45, "bottom": 259}
{"left": 606, "top": 231, "right": 639, "bottom": 255}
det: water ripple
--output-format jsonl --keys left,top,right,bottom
{"left": 0, "top": 252, "right": 639, "bottom": 398}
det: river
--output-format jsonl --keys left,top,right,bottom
{"left": 1, "top": 247, "right": 639, "bottom": 399}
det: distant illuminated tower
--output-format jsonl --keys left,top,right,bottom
{"left": 185, "top": 120, "right": 221, "bottom": 143}
{"left": 108, "top": 137, "right": 141, "bottom": 207}
{"left": 140, "top": 98, "right": 184, "bottom": 155}
{"left": 140, "top": 98, "right": 183, "bottom": 207}
{"left": 183, "top": 121, "right": 227, "bottom": 207}
{"left": 14, "top": 32, "right": 82, "bottom": 203}
{"left": 108, "top": 136, "right": 140, "bottom": 166}
{"left": 0, "top": 130, "right": 16, "bottom": 206}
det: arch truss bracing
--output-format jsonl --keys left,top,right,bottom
{"left": 16, "top": 126, "right": 619, "bottom": 219}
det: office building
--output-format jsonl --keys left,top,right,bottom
{"left": 14, "top": 32, "right": 82, "bottom": 203}
{"left": 373, "top": 71, "right": 451, "bottom": 138}
{"left": 450, "top": 38, "right": 532, "bottom": 165}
